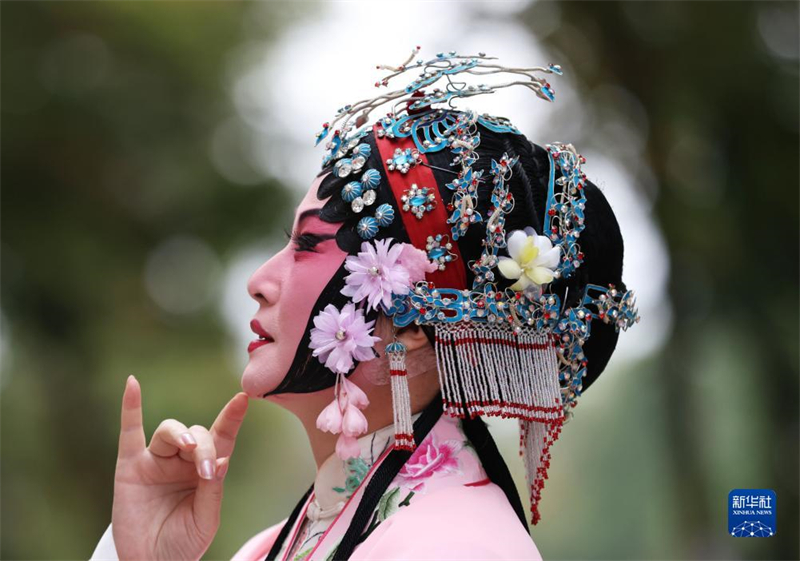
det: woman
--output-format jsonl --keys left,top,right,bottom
{"left": 91, "top": 48, "right": 640, "bottom": 561}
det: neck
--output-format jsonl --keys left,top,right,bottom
{"left": 265, "top": 365, "right": 440, "bottom": 470}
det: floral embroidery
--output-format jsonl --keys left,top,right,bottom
{"left": 346, "top": 434, "right": 466, "bottom": 548}
{"left": 395, "top": 435, "right": 463, "bottom": 492}
{"left": 332, "top": 456, "right": 369, "bottom": 498}
{"left": 359, "top": 486, "right": 416, "bottom": 544}
{"left": 302, "top": 416, "right": 482, "bottom": 561}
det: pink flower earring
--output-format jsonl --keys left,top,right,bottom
{"left": 316, "top": 374, "right": 371, "bottom": 461}
{"left": 309, "top": 238, "right": 435, "bottom": 461}
{"left": 310, "top": 303, "right": 378, "bottom": 461}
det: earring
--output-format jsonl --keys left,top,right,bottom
{"left": 316, "top": 372, "right": 371, "bottom": 461}
{"left": 386, "top": 336, "right": 415, "bottom": 452}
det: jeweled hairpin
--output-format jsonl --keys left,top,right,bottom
{"left": 386, "top": 147, "right": 422, "bottom": 174}
{"left": 425, "top": 234, "right": 456, "bottom": 271}
{"left": 315, "top": 47, "right": 562, "bottom": 157}
{"left": 400, "top": 183, "right": 436, "bottom": 219}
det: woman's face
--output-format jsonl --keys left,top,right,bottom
{"left": 241, "top": 172, "right": 347, "bottom": 398}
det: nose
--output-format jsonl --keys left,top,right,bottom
{"left": 247, "top": 251, "right": 283, "bottom": 306}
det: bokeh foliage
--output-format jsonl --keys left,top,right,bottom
{"left": 1, "top": 2, "right": 798, "bottom": 560}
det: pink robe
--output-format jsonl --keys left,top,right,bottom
{"left": 91, "top": 413, "right": 542, "bottom": 560}
{"left": 232, "top": 414, "right": 542, "bottom": 561}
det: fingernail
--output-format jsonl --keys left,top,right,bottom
{"left": 180, "top": 433, "right": 196, "bottom": 447}
{"left": 216, "top": 458, "right": 230, "bottom": 480}
{"left": 200, "top": 459, "right": 214, "bottom": 480}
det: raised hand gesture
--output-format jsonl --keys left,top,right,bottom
{"left": 111, "top": 375, "right": 249, "bottom": 561}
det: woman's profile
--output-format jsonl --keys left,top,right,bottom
{"left": 91, "top": 47, "right": 640, "bottom": 561}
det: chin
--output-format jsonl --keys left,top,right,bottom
{"left": 240, "top": 348, "right": 287, "bottom": 398}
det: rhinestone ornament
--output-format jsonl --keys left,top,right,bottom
{"left": 386, "top": 147, "right": 422, "bottom": 173}
{"left": 401, "top": 183, "right": 437, "bottom": 219}
{"left": 425, "top": 234, "right": 457, "bottom": 270}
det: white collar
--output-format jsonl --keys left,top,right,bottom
{"left": 309, "top": 412, "right": 423, "bottom": 520}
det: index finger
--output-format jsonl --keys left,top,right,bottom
{"left": 118, "top": 375, "right": 147, "bottom": 458}
{"left": 210, "top": 392, "right": 249, "bottom": 458}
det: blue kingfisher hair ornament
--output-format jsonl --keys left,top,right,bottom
{"left": 313, "top": 47, "right": 641, "bottom": 525}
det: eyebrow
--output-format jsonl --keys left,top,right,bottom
{"left": 296, "top": 208, "right": 322, "bottom": 228}
{"left": 298, "top": 208, "right": 321, "bottom": 222}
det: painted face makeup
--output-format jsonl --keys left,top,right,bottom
{"left": 241, "top": 173, "right": 348, "bottom": 398}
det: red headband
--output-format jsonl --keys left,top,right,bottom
{"left": 373, "top": 123, "right": 467, "bottom": 290}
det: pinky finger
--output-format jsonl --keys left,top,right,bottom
{"left": 149, "top": 419, "right": 197, "bottom": 458}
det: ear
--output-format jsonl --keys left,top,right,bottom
{"left": 395, "top": 323, "right": 430, "bottom": 352}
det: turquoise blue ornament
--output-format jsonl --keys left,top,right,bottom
{"left": 374, "top": 204, "right": 395, "bottom": 227}
{"left": 357, "top": 216, "right": 379, "bottom": 239}
{"left": 341, "top": 181, "right": 362, "bottom": 203}
{"left": 361, "top": 168, "right": 381, "bottom": 190}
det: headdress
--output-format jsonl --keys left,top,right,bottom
{"left": 309, "top": 47, "right": 641, "bottom": 525}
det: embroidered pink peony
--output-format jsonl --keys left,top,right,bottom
{"left": 397, "top": 243, "right": 438, "bottom": 283}
{"left": 342, "top": 238, "right": 414, "bottom": 312}
{"left": 309, "top": 302, "right": 380, "bottom": 375}
{"left": 396, "top": 436, "right": 463, "bottom": 491}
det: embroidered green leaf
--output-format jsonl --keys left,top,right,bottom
{"left": 333, "top": 457, "right": 371, "bottom": 497}
{"left": 292, "top": 547, "right": 313, "bottom": 561}
{"left": 343, "top": 457, "right": 370, "bottom": 496}
{"left": 360, "top": 488, "right": 417, "bottom": 544}
{"left": 344, "top": 475, "right": 361, "bottom": 493}
{"left": 377, "top": 487, "right": 402, "bottom": 521}
{"left": 348, "top": 457, "right": 369, "bottom": 478}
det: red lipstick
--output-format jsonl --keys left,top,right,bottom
{"left": 248, "top": 319, "right": 274, "bottom": 353}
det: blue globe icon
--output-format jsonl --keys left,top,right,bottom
{"left": 730, "top": 520, "right": 774, "bottom": 537}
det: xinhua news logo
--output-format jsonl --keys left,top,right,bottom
{"left": 728, "top": 489, "right": 776, "bottom": 537}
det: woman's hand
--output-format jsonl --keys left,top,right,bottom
{"left": 111, "top": 375, "right": 249, "bottom": 561}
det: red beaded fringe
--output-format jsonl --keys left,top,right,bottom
{"left": 389, "top": 361, "right": 415, "bottom": 453}
{"left": 433, "top": 322, "right": 566, "bottom": 525}
{"left": 520, "top": 409, "right": 564, "bottom": 525}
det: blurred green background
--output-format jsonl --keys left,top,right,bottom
{"left": 1, "top": 2, "right": 797, "bottom": 560}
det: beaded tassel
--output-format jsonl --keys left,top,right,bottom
{"left": 519, "top": 415, "right": 564, "bottom": 525}
{"left": 386, "top": 340, "right": 415, "bottom": 451}
{"left": 434, "top": 321, "right": 566, "bottom": 524}
{"left": 434, "top": 323, "right": 564, "bottom": 422}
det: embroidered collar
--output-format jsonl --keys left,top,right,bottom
{"left": 312, "top": 411, "right": 424, "bottom": 516}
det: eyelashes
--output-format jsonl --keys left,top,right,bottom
{"left": 284, "top": 228, "right": 335, "bottom": 253}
